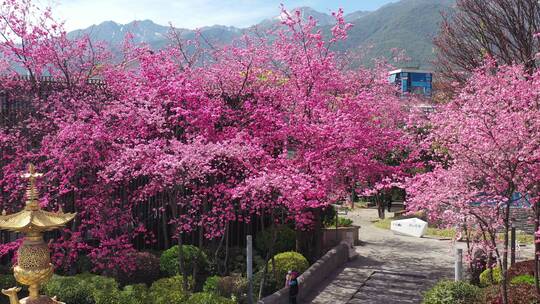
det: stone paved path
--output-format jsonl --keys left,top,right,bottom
{"left": 304, "top": 208, "right": 535, "bottom": 303}
{"left": 304, "top": 208, "right": 464, "bottom": 304}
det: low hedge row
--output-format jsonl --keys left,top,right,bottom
{"left": 426, "top": 260, "right": 540, "bottom": 304}
{"left": 41, "top": 273, "right": 232, "bottom": 304}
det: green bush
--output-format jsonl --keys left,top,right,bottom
{"left": 114, "top": 251, "right": 162, "bottom": 286}
{"left": 121, "top": 284, "right": 151, "bottom": 304}
{"left": 422, "top": 280, "right": 480, "bottom": 304}
{"left": 43, "top": 275, "right": 95, "bottom": 304}
{"left": 186, "top": 292, "right": 235, "bottom": 304}
{"left": 86, "top": 275, "right": 122, "bottom": 304}
{"left": 324, "top": 217, "right": 354, "bottom": 228}
{"left": 479, "top": 267, "right": 502, "bottom": 287}
{"left": 149, "top": 275, "right": 190, "bottom": 304}
{"left": 255, "top": 226, "right": 296, "bottom": 255}
{"left": 203, "top": 275, "right": 220, "bottom": 294}
{"left": 511, "top": 274, "right": 535, "bottom": 285}
{"left": 267, "top": 251, "right": 309, "bottom": 285}
{"left": 160, "top": 245, "right": 209, "bottom": 277}
{"left": 217, "top": 275, "right": 247, "bottom": 300}
{"left": 44, "top": 274, "right": 139, "bottom": 304}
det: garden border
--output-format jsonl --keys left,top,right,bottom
{"left": 258, "top": 241, "right": 354, "bottom": 304}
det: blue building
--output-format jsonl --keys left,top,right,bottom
{"left": 388, "top": 68, "right": 433, "bottom": 97}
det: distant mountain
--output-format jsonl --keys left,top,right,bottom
{"left": 68, "top": 0, "right": 456, "bottom": 68}
{"left": 338, "top": 0, "right": 455, "bottom": 68}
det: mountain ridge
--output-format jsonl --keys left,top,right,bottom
{"left": 68, "top": 0, "right": 455, "bottom": 68}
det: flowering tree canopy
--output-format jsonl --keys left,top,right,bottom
{"left": 0, "top": 1, "right": 412, "bottom": 272}
{"left": 406, "top": 62, "right": 540, "bottom": 300}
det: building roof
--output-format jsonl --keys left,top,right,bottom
{"left": 388, "top": 68, "right": 434, "bottom": 75}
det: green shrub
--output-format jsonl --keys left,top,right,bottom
{"left": 511, "top": 274, "right": 535, "bottom": 285}
{"left": 149, "top": 275, "right": 190, "bottom": 304}
{"left": 121, "top": 284, "right": 151, "bottom": 304}
{"left": 255, "top": 226, "right": 296, "bottom": 255}
{"left": 217, "top": 275, "right": 247, "bottom": 300}
{"left": 422, "top": 280, "right": 480, "bottom": 304}
{"left": 479, "top": 267, "right": 502, "bottom": 287}
{"left": 267, "top": 251, "right": 309, "bottom": 285}
{"left": 44, "top": 274, "right": 137, "bottom": 304}
{"left": 43, "top": 275, "right": 95, "bottom": 304}
{"left": 114, "top": 251, "right": 162, "bottom": 286}
{"left": 186, "top": 292, "right": 235, "bottom": 304}
{"left": 324, "top": 217, "right": 354, "bottom": 228}
{"left": 160, "top": 245, "right": 209, "bottom": 277}
{"left": 203, "top": 275, "right": 220, "bottom": 294}
{"left": 86, "top": 275, "right": 122, "bottom": 304}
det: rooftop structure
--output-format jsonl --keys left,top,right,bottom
{"left": 388, "top": 68, "right": 433, "bottom": 97}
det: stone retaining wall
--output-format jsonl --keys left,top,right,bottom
{"left": 321, "top": 226, "right": 360, "bottom": 249}
{"left": 258, "top": 241, "right": 351, "bottom": 304}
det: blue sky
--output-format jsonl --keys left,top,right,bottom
{"left": 48, "top": 0, "right": 398, "bottom": 31}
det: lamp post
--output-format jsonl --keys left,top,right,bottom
{"left": 0, "top": 164, "right": 76, "bottom": 304}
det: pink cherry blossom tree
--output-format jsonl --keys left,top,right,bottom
{"left": 1, "top": 0, "right": 412, "bottom": 281}
{"left": 406, "top": 61, "right": 540, "bottom": 302}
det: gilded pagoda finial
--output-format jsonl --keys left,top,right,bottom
{"left": 21, "top": 163, "right": 43, "bottom": 211}
{"left": 0, "top": 164, "right": 74, "bottom": 304}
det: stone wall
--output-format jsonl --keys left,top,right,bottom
{"left": 321, "top": 226, "right": 360, "bottom": 249}
{"left": 258, "top": 241, "right": 351, "bottom": 304}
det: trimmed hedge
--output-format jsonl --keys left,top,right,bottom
{"left": 511, "top": 274, "right": 535, "bottom": 285}
{"left": 149, "top": 275, "right": 190, "bottom": 304}
{"left": 422, "top": 280, "right": 480, "bottom": 304}
{"left": 479, "top": 267, "right": 502, "bottom": 287}
{"left": 267, "top": 251, "right": 309, "bottom": 285}
{"left": 114, "top": 251, "right": 162, "bottom": 286}
{"left": 187, "top": 292, "right": 235, "bottom": 304}
{"left": 43, "top": 274, "right": 96, "bottom": 304}
{"left": 203, "top": 275, "right": 221, "bottom": 294}
{"left": 160, "top": 245, "right": 209, "bottom": 277}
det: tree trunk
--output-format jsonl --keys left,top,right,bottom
{"left": 377, "top": 194, "right": 385, "bottom": 219}
{"left": 258, "top": 214, "right": 279, "bottom": 299}
{"left": 535, "top": 196, "right": 540, "bottom": 295}
{"left": 501, "top": 198, "right": 512, "bottom": 304}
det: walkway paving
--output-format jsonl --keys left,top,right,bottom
{"left": 304, "top": 208, "right": 464, "bottom": 304}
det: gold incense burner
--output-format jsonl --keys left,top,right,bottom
{"left": 0, "top": 164, "right": 76, "bottom": 304}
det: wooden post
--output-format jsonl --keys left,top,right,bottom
{"left": 247, "top": 235, "right": 253, "bottom": 304}
{"left": 455, "top": 248, "right": 463, "bottom": 281}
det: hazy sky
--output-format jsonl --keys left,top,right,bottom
{"left": 44, "top": 0, "right": 398, "bottom": 31}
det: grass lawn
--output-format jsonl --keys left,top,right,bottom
{"left": 373, "top": 217, "right": 534, "bottom": 244}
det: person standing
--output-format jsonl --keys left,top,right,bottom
{"left": 285, "top": 270, "right": 292, "bottom": 287}
{"left": 288, "top": 271, "right": 299, "bottom": 304}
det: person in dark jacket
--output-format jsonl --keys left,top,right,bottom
{"left": 288, "top": 270, "right": 299, "bottom": 304}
